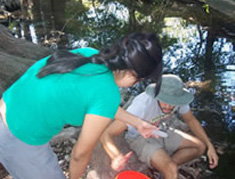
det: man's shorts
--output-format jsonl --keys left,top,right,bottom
{"left": 126, "top": 128, "right": 183, "bottom": 167}
{"left": 0, "top": 115, "right": 66, "bottom": 179}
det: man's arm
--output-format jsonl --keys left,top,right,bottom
{"left": 69, "top": 114, "right": 111, "bottom": 179}
{"left": 100, "top": 119, "right": 132, "bottom": 171}
{"left": 182, "top": 110, "right": 219, "bottom": 169}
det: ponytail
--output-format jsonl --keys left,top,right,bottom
{"left": 37, "top": 32, "right": 162, "bottom": 84}
{"left": 37, "top": 50, "right": 101, "bottom": 78}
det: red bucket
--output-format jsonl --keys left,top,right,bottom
{"left": 115, "top": 171, "right": 150, "bottom": 179}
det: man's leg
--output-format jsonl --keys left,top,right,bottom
{"left": 170, "top": 129, "right": 206, "bottom": 165}
{"left": 151, "top": 149, "right": 178, "bottom": 179}
{"left": 149, "top": 128, "right": 206, "bottom": 179}
{"left": 127, "top": 135, "right": 179, "bottom": 179}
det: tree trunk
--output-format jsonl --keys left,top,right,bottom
{"left": 0, "top": 24, "right": 53, "bottom": 96}
{"left": 0, "top": 0, "right": 21, "bottom": 12}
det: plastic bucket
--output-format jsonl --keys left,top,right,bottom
{"left": 115, "top": 170, "right": 150, "bottom": 179}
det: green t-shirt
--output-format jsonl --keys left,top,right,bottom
{"left": 3, "top": 47, "right": 121, "bottom": 145}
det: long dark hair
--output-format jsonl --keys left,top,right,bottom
{"left": 37, "top": 32, "right": 163, "bottom": 95}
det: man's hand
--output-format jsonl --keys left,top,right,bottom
{"left": 207, "top": 145, "right": 219, "bottom": 169}
{"left": 111, "top": 151, "right": 133, "bottom": 171}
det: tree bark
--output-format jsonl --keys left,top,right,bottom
{"left": 0, "top": 24, "right": 53, "bottom": 96}
{"left": 0, "top": 0, "right": 21, "bottom": 12}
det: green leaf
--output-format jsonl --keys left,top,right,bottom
{"left": 202, "top": 4, "right": 210, "bottom": 14}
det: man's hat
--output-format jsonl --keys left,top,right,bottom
{"left": 145, "top": 74, "right": 194, "bottom": 106}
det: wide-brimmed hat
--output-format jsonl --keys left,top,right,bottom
{"left": 145, "top": 74, "right": 194, "bottom": 106}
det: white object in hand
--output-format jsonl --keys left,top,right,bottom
{"left": 152, "top": 130, "right": 168, "bottom": 138}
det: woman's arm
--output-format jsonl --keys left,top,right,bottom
{"left": 100, "top": 120, "right": 127, "bottom": 159}
{"left": 100, "top": 119, "right": 132, "bottom": 171}
{"left": 115, "top": 107, "right": 157, "bottom": 138}
{"left": 69, "top": 114, "right": 111, "bottom": 179}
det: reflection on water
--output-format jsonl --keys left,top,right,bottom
{"left": 220, "top": 67, "right": 235, "bottom": 131}
{"left": 29, "top": 24, "right": 38, "bottom": 44}
{"left": 161, "top": 17, "right": 235, "bottom": 133}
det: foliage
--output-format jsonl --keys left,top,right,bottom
{"left": 202, "top": 3, "right": 209, "bottom": 14}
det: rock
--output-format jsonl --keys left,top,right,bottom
{"left": 50, "top": 127, "right": 80, "bottom": 145}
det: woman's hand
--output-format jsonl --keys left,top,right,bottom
{"left": 111, "top": 151, "right": 133, "bottom": 171}
{"left": 114, "top": 107, "right": 159, "bottom": 138}
{"left": 136, "top": 120, "right": 159, "bottom": 138}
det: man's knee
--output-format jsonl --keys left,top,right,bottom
{"left": 190, "top": 137, "right": 206, "bottom": 156}
{"left": 182, "top": 136, "right": 206, "bottom": 156}
{"left": 150, "top": 150, "right": 178, "bottom": 177}
{"left": 197, "top": 139, "right": 206, "bottom": 156}
{"left": 163, "top": 162, "right": 178, "bottom": 178}
{"left": 151, "top": 158, "right": 177, "bottom": 178}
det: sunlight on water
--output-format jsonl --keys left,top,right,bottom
{"left": 218, "top": 66, "right": 235, "bottom": 130}
{"left": 161, "top": 17, "right": 234, "bottom": 130}
{"left": 87, "top": 2, "right": 128, "bottom": 21}
{"left": 29, "top": 24, "right": 38, "bottom": 44}
{"left": 162, "top": 17, "right": 200, "bottom": 70}
{"left": 221, "top": 66, "right": 235, "bottom": 106}
{"left": 108, "top": 2, "right": 129, "bottom": 21}
{"left": 20, "top": 25, "right": 25, "bottom": 39}
{"left": 72, "top": 39, "right": 88, "bottom": 48}
{"left": 163, "top": 17, "right": 198, "bottom": 42}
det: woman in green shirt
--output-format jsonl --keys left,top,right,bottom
{"left": 0, "top": 32, "right": 163, "bottom": 179}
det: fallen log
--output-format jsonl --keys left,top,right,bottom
{"left": 0, "top": 24, "right": 53, "bottom": 95}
